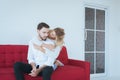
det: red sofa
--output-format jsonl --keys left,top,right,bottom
{"left": 0, "top": 45, "right": 90, "bottom": 80}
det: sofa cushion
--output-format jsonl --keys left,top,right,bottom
{"left": 0, "top": 67, "right": 16, "bottom": 80}
{"left": 0, "top": 67, "right": 14, "bottom": 74}
{"left": 24, "top": 74, "right": 42, "bottom": 80}
{"left": 57, "top": 46, "right": 68, "bottom": 65}
{"left": 51, "top": 65, "right": 85, "bottom": 80}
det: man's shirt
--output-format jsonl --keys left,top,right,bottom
{"left": 27, "top": 36, "right": 61, "bottom": 67}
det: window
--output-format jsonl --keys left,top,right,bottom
{"left": 84, "top": 6, "right": 106, "bottom": 74}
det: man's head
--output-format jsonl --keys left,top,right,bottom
{"left": 37, "top": 22, "right": 50, "bottom": 40}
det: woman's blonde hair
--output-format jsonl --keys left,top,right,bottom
{"left": 54, "top": 27, "right": 65, "bottom": 46}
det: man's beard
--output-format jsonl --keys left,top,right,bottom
{"left": 39, "top": 34, "right": 46, "bottom": 41}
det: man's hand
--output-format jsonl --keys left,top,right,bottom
{"left": 33, "top": 43, "right": 46, "bottom": 53}
{"left": 29, "top": 68, "right": 43, "bottom": 77}
{"left": 29, "top": 69, "right": 39, "bottom": 77}
{"left": 28, "top": 64, "right": 37, "bottom": 77}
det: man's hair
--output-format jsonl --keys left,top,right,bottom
{"left": 37, "top": 22, "right": 50, "bottom": 30}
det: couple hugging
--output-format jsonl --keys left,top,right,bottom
{"left": 14, "top": 22, "right": 65, "bottom": 80}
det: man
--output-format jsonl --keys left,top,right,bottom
{"left": 14, "top": 22, "right": 54, "bottom": 80}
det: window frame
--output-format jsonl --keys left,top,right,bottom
{"left": 83, "top": 3, "right": 109, "bottom": 78}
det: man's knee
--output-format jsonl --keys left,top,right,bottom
{"left": 14, "top": 62, "right": 23, "bottom": 69}
{"left": 42, "top": 66, "right": 53, "bottom": 75}
{"left": 42, "top": 66, "right": 53, "bottom": 80}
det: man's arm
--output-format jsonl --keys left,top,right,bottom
{"left": 27, "top": 41, "right": 38, "bottom": 76}
{"left": 29, "top": 62, "right": 37, "bottom": 72}
{"left": 30, "top": 62, "right": 36, "bottom": 68}
{"left": 29, "top": 64, "right": 47, "bottom": 77}
{"left": 27, "top": 41, "right": 36, "bottom": 64}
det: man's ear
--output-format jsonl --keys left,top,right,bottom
{"left": 37, "top": 30, "right": 39, "bottom": 33}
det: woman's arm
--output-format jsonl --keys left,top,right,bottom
{"left": 41, "top": 43, "right": 55, "bottom": 50}
{"left": 33, "top": 43, "right": 45, "bottom": 53}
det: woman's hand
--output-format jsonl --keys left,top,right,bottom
{"left": 33, "top": 43, "right": 45, "bottom": 53}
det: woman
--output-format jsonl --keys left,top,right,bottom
{"left": 47, "top": 27, "right": 65, "bottom": 69}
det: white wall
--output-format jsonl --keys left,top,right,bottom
{"left": 0, "top": 0, "right": 120, "bottom": 80}
{"left": 0, "top": 0, "right": 84, "bottom": 60}
{"left": 108, "top": 0, "right": 120, "bottom": 80}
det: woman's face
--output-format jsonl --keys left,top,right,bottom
{"left": 49, "top": 30, "right": 56, "bottom": 40}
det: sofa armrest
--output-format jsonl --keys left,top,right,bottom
{"left": 68, "top": 59, "right": 89, "bottom": 68}
{"left": 68, "top": 59, "right": 90, "bottom": 80}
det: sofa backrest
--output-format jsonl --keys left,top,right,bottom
{"left": 0, "top": 45, "right": 68, "bottom": 67}
{"left": 57, "top": 46, "right": 69, "bottom": 65}
{"left": 0, "top": 45, "right": 28, "bottom": 67}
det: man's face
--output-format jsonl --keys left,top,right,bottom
{"left": 37, "top": 27, "right": 49, "bottom": 40}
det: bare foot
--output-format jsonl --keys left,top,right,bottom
{"left": 55, "top": 60, "right": 64, "bottom": 66}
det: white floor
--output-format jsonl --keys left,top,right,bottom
{"left": 91, "top": 76, "right": 120, "bottom": 80}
